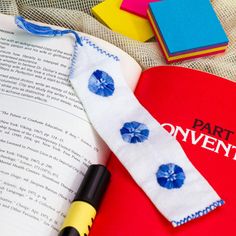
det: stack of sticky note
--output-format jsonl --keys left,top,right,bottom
{"left": 147, "top": 0, "right": 229, "bottom": 63}
{"left": 120, "top": 0, "right": 157, "bottom": 18}
{"left": 92, "top": 0, "right": 154, "bottom": 42}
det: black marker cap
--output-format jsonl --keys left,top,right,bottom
{"left": 74, "top": 164, "right": 111, "bottom": 211}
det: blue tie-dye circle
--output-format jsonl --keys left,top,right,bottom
{"left": 88, "top": 70, "right": 115, "bottom": 97}
{"left": 156, "top": 163, "right": 185, "bottom": 189}
{"left": 120, "top": 121, "right": 149, "bottom": 144}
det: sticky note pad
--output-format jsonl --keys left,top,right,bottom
{"left": 92, "top": 0, "right": 154, "bottom": 42}
{"left": 121, "top": 0, "right": 157, "bottom": 18}
{"left": 148, "top": 0, "right": 229, "bottom": 63}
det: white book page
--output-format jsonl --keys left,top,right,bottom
{"left": 0, "top": 14, "right": 141, "bottom": 236}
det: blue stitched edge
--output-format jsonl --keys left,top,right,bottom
{"left": 69, "top": 41, "right": 79, "bottom": 79}
{"left": 171, "top": 199, "right": 225, "bottom": 227}
{"left": 81, "top": 36, "right": 120, "bottom": 61}
{"left": 69, "top": 36, "right": 120, "bottom": 79}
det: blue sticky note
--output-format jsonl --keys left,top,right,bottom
{"left": 149, "top": 0, "right": 229, "bottom": 55}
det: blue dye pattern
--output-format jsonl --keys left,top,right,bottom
{"left": 88, "top": 70, "right": 115, "bottom": 97}
{"left": 15, "top": 16, "right": 82, "bottom": 45}
{"left": 120, "top": 121, "right": 149, "bottom": 144}
{"left": 156, "top": 163, "right": 185, "bottom": 189}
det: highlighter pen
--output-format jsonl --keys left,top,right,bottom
{"left": 59, "top": 164, "right": 110, "bottom": 236}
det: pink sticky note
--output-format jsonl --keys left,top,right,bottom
{"left": 121, "top": 0, "right": 158, "bottom": 18}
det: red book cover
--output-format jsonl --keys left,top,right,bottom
{"left": 90, "top": 66, "right": 235, "bottom": 235}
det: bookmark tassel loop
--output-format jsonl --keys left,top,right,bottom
{"left": 15, "top": 16, "right": 83, "bottom": 46}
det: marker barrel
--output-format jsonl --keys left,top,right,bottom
{"left": 59, "top": 165, "right": 110, "bottom": 236}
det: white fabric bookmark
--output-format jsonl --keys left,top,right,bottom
{"left": 16, "top": 16, "right": 224, "bottom": 227}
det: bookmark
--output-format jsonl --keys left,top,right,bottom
{"left": 15, "top": 16, "right": 224, "bottom": 227}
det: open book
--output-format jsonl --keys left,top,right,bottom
{"left": 0, "top": 14, "right": 141, "bottom": 236}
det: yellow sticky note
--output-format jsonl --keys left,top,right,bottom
{"left": 92, "top": 0, "right": 154, "bottom": 42}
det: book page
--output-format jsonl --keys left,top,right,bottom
{"left": 0, "top": 14, "right": 141, "bottom": 236}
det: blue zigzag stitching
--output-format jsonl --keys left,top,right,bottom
{"left": 69, "top": 41, "right": 79, "bottom": 79}
{"left": 171, "top": 199, "right": 225, "bottom": 227}
{"left": 81, "top": 37, "right": 120, "bottom": 61}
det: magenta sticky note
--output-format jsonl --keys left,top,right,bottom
{"left": 121, "top": 0, "right": 157, "bottom": 18}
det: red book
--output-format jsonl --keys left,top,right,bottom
{"left": 90, "top": 66, "right": 235, "bottom": 235}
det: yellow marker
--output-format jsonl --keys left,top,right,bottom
{"left": 59, "top": 165, "right": 110, "bottom": 236}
